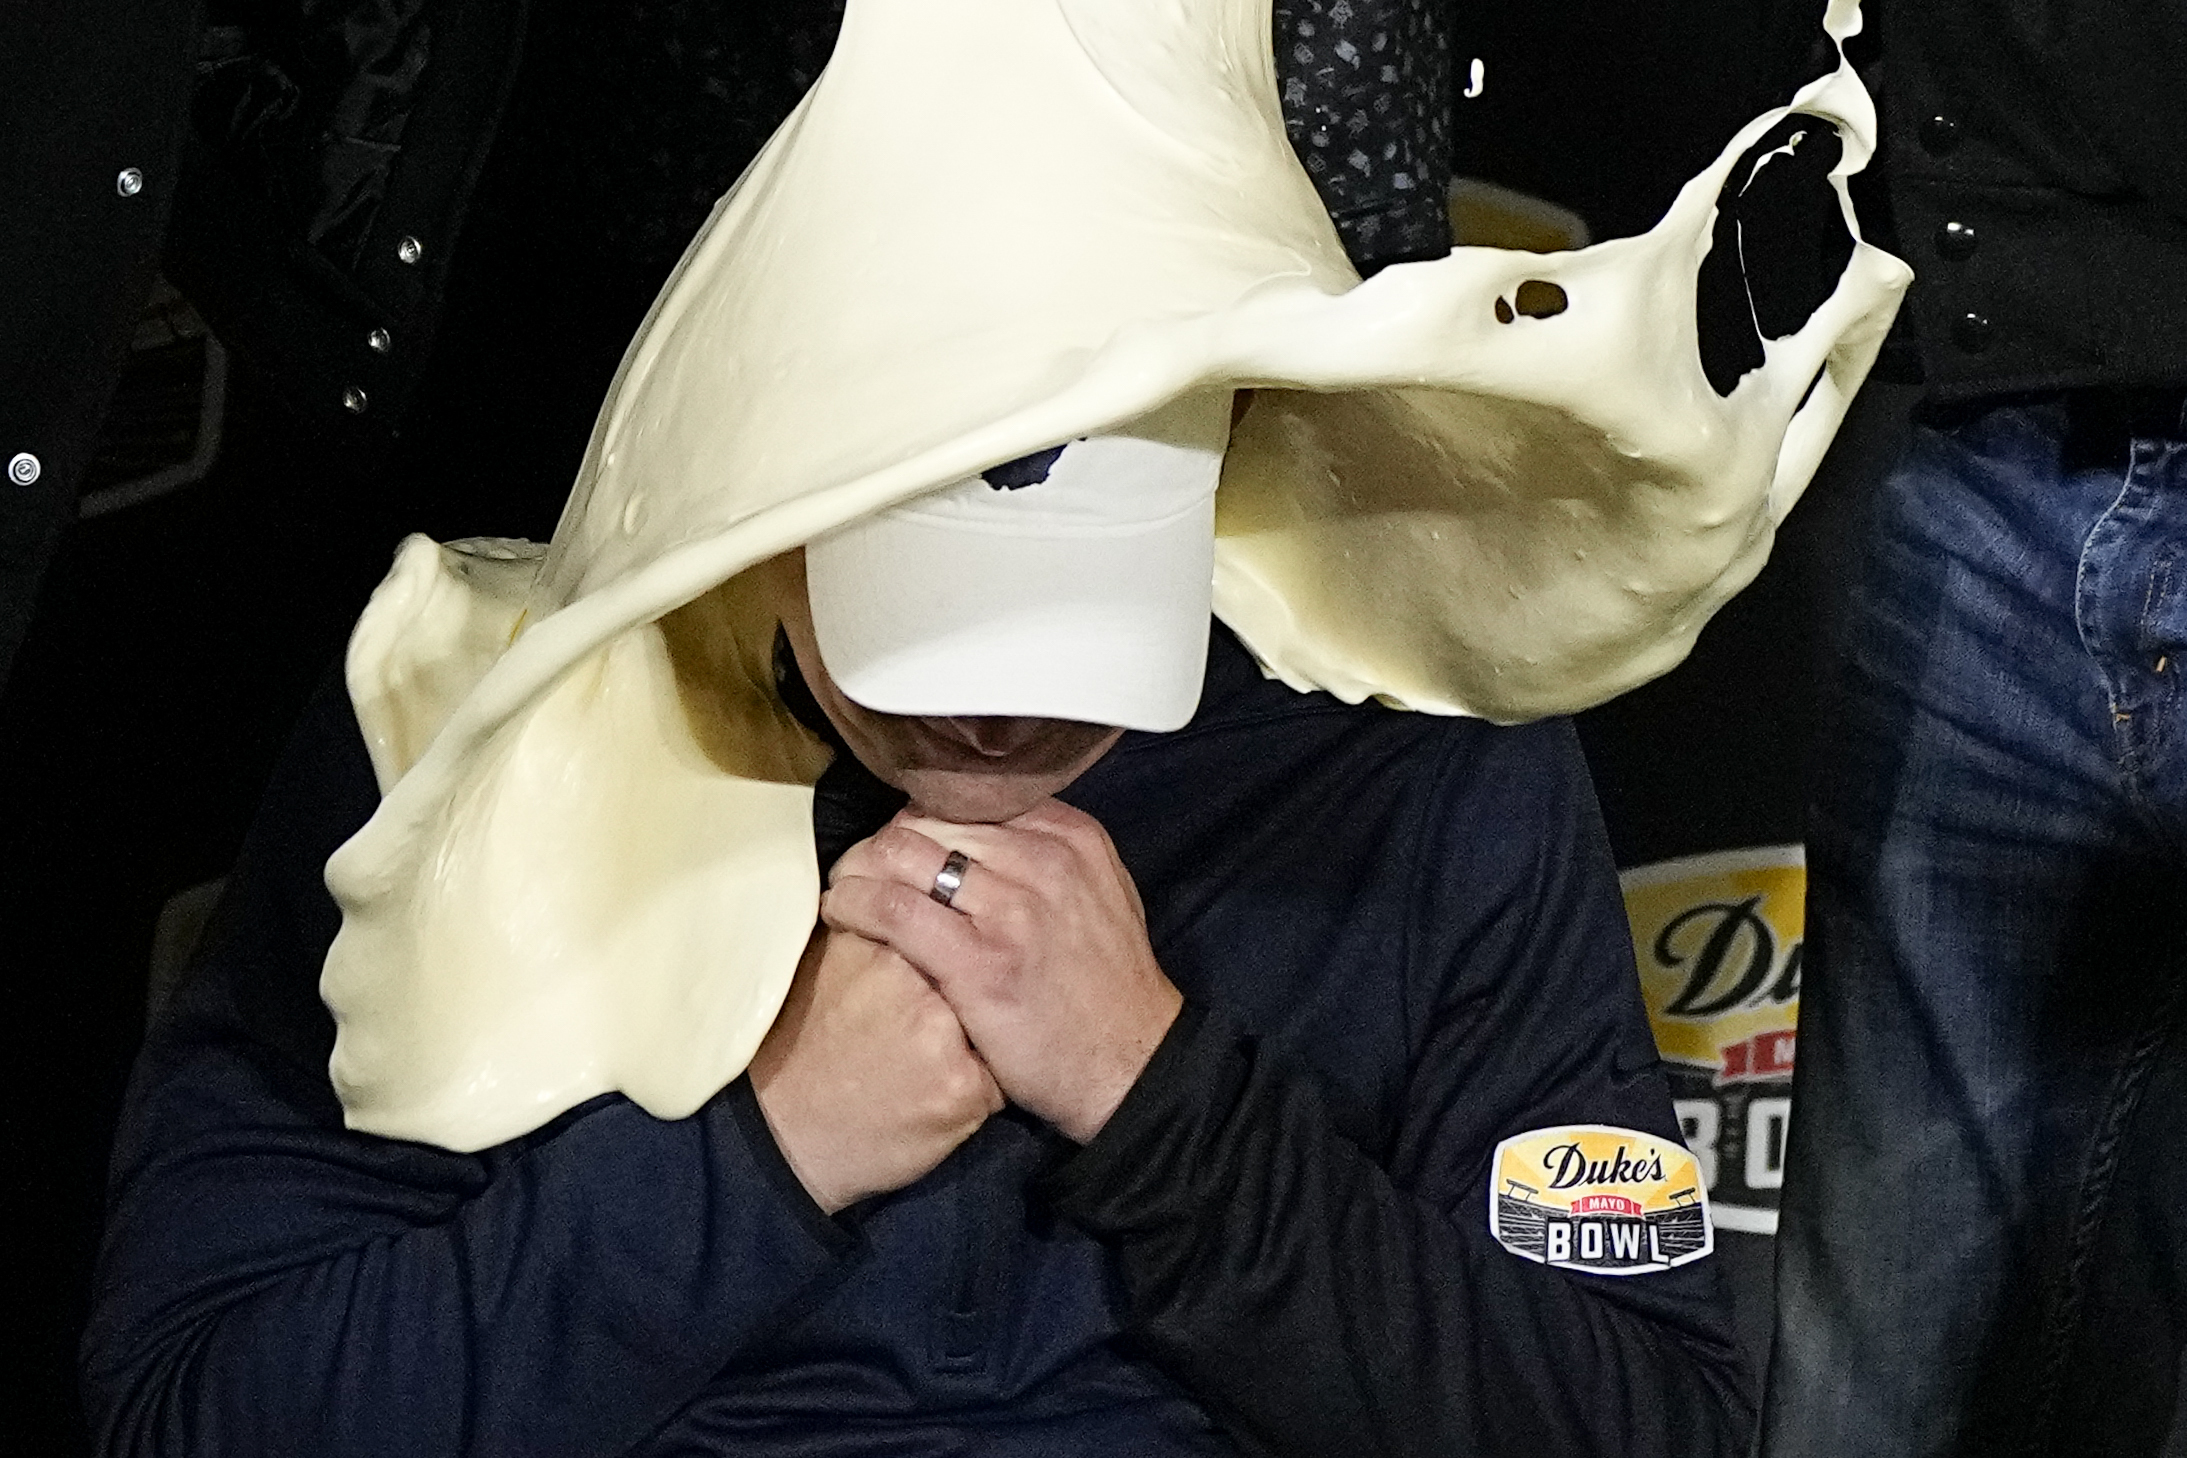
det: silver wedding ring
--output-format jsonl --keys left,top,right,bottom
{"left": 930, "top": 848, "right": 972, "bottom": 908}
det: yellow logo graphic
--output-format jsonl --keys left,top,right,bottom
{"left": 1488, "top": 1125, "right": 1712, "bottom": 1275}
{"left": 1623, "top": 847, "right": 1802, "bottom": 1081}
{"left": 1620, "top": 845, "right": 1804, "bottom": 1232}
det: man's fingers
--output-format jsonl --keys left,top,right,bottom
{"left": 894, "top": 810, "right": 1084, "bottom": 889}
{"left": 895, "top": 805, "right": 1143, "bottom": 932}
{"left": 899, "top": 801, "right": 1112, "bottom": 866}
{"left": 834, "top": 823, "right": 955, "bottom": 897}
{"left": 889, "top": 814, "right": 1011, "bottom": 868}
{"left": 836, "top": 822, "right": 1014, "bottom": 916}
{"left": 992, "top": 797, "right": 1095, "bottom": 839}
{"left": 822, "top": 874, "right": 988, "bottom": 992}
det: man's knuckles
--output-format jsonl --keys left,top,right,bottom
{"left": 900, "top": 982, "right": 964, "bottom": 1044}
{"left": 902, "top": 1042, "right": 1000, "bottom": 1128}
{"left": 1025, "top": 799, "right": 1113, "bottom": 854}
{"left": 1002, "top": 830, "right": 1079, "bottom": 883}
{"left": 1013, "top": 798, "right": 1086, "bottom": 834}
{"left": 859, "top": 824, "right": 946, "bottom": 883}
{"left": 935, "top": 1057, "right": 1003, "bottom": 1118}
{"left": 972, "top": 888, "right": 1039, "bottom": 945}
{"left": 822, "top": 875, "right": 934, "bottom": 937}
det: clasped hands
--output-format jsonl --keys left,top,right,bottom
{"left": 749, "top": 800, "right": 1182, "bottom": 1214}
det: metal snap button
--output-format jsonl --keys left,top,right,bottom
{"left": 1951, "top": 312, "right": 1993, "bottom": 353}
{"left": 367, "top": 327, "right": 392, "bottom": 354}
{"left": 115, "top": 167, "right": 145, "bottom": 197}
{"left": 7, "top": 452, "right": 42, "bottom": 486}
{"left": 1935, "top": 220, "right": 1977, "bottom": 261}
{"left": 396, "top": 235, "right": 424, "bottom": 265}
{"left": 343, "top": 386, "right": 370, "bottom": 414}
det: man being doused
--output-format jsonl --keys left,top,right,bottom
{"left": 82, "top": 0, "right": 1918, "bottom": 1442}
{"left": 84, "top": 389, "right": 1751, "bottom": 1455}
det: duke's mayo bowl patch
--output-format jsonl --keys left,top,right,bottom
{"left": 1488, "top": 1125, "right": 1713, "bottom": 1276}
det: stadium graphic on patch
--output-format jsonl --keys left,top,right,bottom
{"left": 1489, "top": 1126, "right": 1713, "bottom": 1275}
{"left": 1619, "top": 845, "right": 1804, "bottom": 1236}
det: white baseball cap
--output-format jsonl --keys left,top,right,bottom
{"left": 805, "top": 391, "right": 1233, "bottom": 732}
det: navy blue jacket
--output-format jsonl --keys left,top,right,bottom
{"left": 82, "top": 626, "right": 1750, "bottom": 1456}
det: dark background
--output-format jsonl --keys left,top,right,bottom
{"left": 3, "top": 2, "right": 1888, "bottom": 1450}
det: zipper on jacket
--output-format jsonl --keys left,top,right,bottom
{"left": 931, "top": 1130, "right": 1020, "bottom": 1380}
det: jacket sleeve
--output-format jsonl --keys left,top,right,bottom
{"left": 1039, "top": 718, "right": 1753, "bottom": 1458}
{"left": 80, "top": 677, "right": 862, "bottom": 1458}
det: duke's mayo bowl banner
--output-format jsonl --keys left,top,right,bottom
{"left": 1620, "top": 845, "right": 1803, "bottom": 1235}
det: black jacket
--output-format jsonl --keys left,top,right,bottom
{"left": 0, "top": 0, "right": 199, "bottom": 688}
{"left": 167, "top": 0, "right": 1453, "bottom": 480}
{"left": 1877, "top": 0, "right": 2187, "bottom": 398}
{"left": 83, "top": 626, "right": 1750, "bottom": 1457}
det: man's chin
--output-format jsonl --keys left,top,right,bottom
{"left": 898, "top": 769, "right": 1073, "bottom": 825}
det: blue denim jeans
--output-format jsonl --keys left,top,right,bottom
{"left": 1762, "top": 395, "right": 2187, "bottom": 1458}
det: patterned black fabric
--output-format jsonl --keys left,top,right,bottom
{"left": 1272, "top": 0, "right": 1454, "bottom": 272}
{"left": 192, "top": 0, "right": 436, "bottom": 270}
